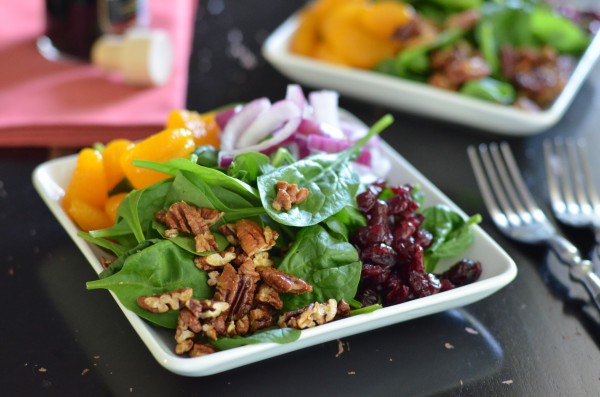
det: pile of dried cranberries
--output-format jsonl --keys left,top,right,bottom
{"left": 351, "top": 181, "right": 481, "bottom": 307}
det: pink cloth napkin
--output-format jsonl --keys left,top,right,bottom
{"left": 0, "top": 0, "right": 197, "bottom": 147}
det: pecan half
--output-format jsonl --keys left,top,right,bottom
{"left": 156, "top": 201, "right": 223, "bottom": 252}
{"left": 272, "top": 181, "right": 309, "bottom": 211}
{"left": 138, "top": 288, "right": 193, "bottom": 314}
{"left": 235, "top": 219, "right": 278, "bottom": 257}
{"left": 257, "top": 266, "right": 312, "bottom": 294}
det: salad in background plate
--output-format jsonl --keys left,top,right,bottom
{"left": 263, "top": 0, "right": 600, "bottom": 135}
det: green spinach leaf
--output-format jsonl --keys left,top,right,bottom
{"left": 277, "top": 225, "right": 362, "bottom": 311}
{"left": 258, "top": 115, "right": 393, "bottom": 227}
{"left": 210, "top": 328, "right": 301, "bottom": 350}
{"left": 86, "top": 240, "right": 211, "bottom": 329}
{"left": 421, "top": 205, "right": 481, "bottom": 272}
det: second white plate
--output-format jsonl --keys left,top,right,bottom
{"left": 262, "top": 13, "right": 600, "bottom": 135}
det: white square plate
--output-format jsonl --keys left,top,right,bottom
{"left": 32, "top": 142, "right": 517, "bottom": 376}
{"left": 262, "top": 13, "right": 600, "bottom": 136}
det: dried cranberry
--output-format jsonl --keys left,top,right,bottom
{"left": 439, "top": 279, "right": 455, "bottom": 292}
{"left": 357, "top": 288, "right": 379, "bottom": 307}
{"left": 409, "top": 271, "right": 441, "bottom": 298}
{"left": 355, "top": 224, "right": 393, "bottom": 246}
{"left": 414, "top": 229, "right": 433, "bottom": 249}
{"left": 366, "top": 200, "right": 389, "bottom": 225}
{"left": 356, "top": 189, "right": 378, "bottom": 213}
{"left": 442, "top": 259, "right": 482, "bottom": 286}
{"left": 361, "top": 263, "right": 391, "bottom": 289}
{"left": 385, "top": 280, "right": 410, "bottom": 305}
{"left": 360, "top": 244, "right": 397, "bottom": 267}
{"left": 393, "top": 220, "right": 417, "bottom": 240}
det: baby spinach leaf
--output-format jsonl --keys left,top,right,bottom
{"left": 227, "top": 152, "right": 271, "bottom": 184}
{"left": 209, "top": 328, "right": 301, "bottom": 350}
{"left": 460, "top": 77, "right": 516, "bottom": 105}
{"left": 323, "top": 205, "right": 367, "bottom": 241}
{"left": 258, "top": 115, "right": 393, "bottom": 227}
{"left": 98, "top": 239, "right": 160, "bottom": 278}
{"left": 133, "top": 157, "right": 260, "bottom": 204}
{"left": 86, "top": 240, "right": 211, "bottom": 329}
{"left": 278, "top": 225, "right": 362, "bottom": 311}
{"left": 78, "top": 230, "right": 129, "bottom": 257}
{"left": 117, "top": 179, "right": 173, "bottom": 243}
{"left": 151, "top": 220, "right": 229, "bottom": 255}
{"left": 191, "top": 145, "right": 220, "bottom": 168}
{"left": 421, "top": 205, "right": 481, "bottom": 272}
{"left": 165, "top": 172, "right": 265, "bottom": 223}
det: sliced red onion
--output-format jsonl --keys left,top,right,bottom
{"left": 309, "top": 90, "right": 339, "bottom": 129}
{"left": 215, "top": 106, "right": 241, "bottom": 129}
{"left": 297, "top": 118, "right": 346, "bottom": 139}
{"left": 285, "top": 84, "right": 307, "bottom": 115}
{"left": 219, "top": 98, "right": 271, "bottom": 150}
{"left": 355, "top": 149, "right": 372, "bottom": 166}
{"left": 218, "top": 117, "right": 302, "bottom": 167}
{"left": 237, "top": 99, "right": 301, "bottom": 148}
{"left": 339, "top": 119, "right": 369, "bottom": 141}
{"left": 307, "top": 134, "right": 352, "bottom": 153}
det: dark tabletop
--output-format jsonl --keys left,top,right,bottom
{"left": 2, "top": 1, "right": 600, "bottom": 396}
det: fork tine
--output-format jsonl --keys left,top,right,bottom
{"left": 572, "top": 139, "right": 600, "bottom": 214}
{"left": 544, "top": 138, "right": 567, "bottom": 217}
{"left": 467, "top": 144, "right": 511, "bottom": 228}
{"left": 545, "top": 138, "right": 600, "bottom": 220}
{"left": 567, "top": 139, "right": 593, "bottom": 215}
{"left": 496, "top": 142, "right": 550, "bottom": 224}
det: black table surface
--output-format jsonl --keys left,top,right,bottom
{"left": 2, "top": 1, "right": 600, "bottom": 396}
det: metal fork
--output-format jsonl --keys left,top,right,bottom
{"left": 543, "top": 138, "right": 600, "bottom": 273}
{"left": 468, "top": 142, "right": 600, "bottom": 311}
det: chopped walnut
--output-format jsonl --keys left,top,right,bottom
{"left": 138, "top": 288, "right": 193, "bottom": 314}
{"left": 155, "top": 202, "right": 223, "bottom": 253}
{"left": 257, "top": 266, "right": 313, "bottom": 294}
{"left": 278, "top": 299, "right": 349, "bottom": 329}
{"left": 272, "top": 181, "right": 309, "bottom": 211}
{"left": 235, "top": 219, "right": 278, "bottom": 256}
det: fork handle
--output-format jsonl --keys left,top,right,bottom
{"left": 548, "top": 236, "right": 600, "bottom": 311}
{"left": 571, "top": 263, "right": 600, "bottom": 312}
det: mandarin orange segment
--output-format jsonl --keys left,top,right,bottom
{"left": 359, "top": 1, "right": 414, "bottom": 40}
{"left": 104, "top": 192, "right": 128, "bottom": 224}
{"left": 166, "top": 109, "right": 221, "bottom": 148}
{"left": 63, "top": 148, "right": 108, "bottom": 210}
{"left": 321, "top": 4, "right": 398, "bottom": 69}
{"left": 290, "top": 0, "right": 414, "bottom": 69}
{"left": 66, "top": 198, "right": 113, "bottom": 231}
{"left": 121, "top": 128, "right": 196, "bottom": 190}
{"left": 102, "top": 139, "right": 134, "bottom": 191}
